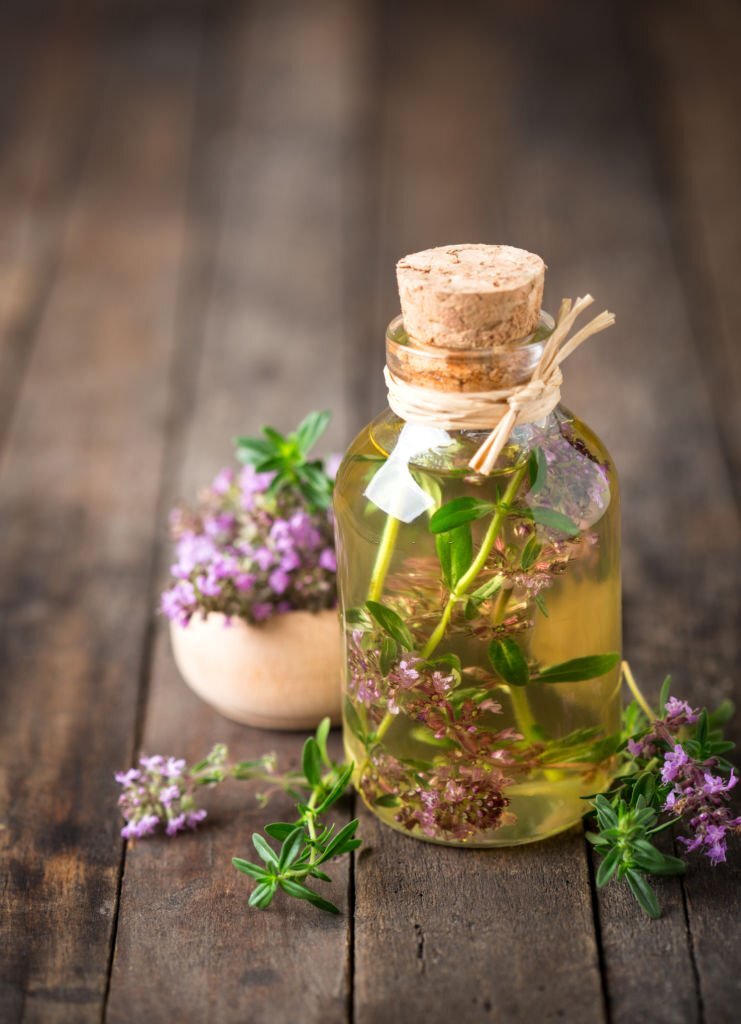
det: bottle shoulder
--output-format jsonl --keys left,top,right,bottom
{"left": 335, "top": 404, "right": 619, "bottom": 535}
{"left": 340, "top": 405, "right": 616, "bottom": 482}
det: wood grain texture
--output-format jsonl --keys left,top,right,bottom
{"left": 355, "top": 814, "right": 605, "bottom": 1024}
{"left": 626, "top": 0, "right": 741, "bottom": 498}
{"left": 0, "top": 12, "right": 101, "bottom": 448}
{"left": 105, "top": 2, "right": 365, "bottom": 1021}
{"left": 0, "top": 12, "right": 198, "bottom": 1022}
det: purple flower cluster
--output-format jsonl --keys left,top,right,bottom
{"left": 161, "top": 464, "right": 336, "bottom": 627}
{"left": 399, "top": 763, "right": 514, "bottom": 841}
{"left": 347, "top": 633, "right": 521, "bottom": 759}
{"left": 347, "top": 635, "right": 456, "bottom": 716}
{"left": 115, "top": 751, "right": 220, "bottom": 839}
{"left": 624, "top": 694, "right": 739, "bottom": 865}
{"left": 364, "top": 751, "right": 514, "bottom": 842}
{"left": 626, "top": 695, "right": 700, "bottom": 759}
{"left": 661, "top": 745, "right": 740, "bottom": 865}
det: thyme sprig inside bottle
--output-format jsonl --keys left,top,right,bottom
{"left": 333, "top": 244, "right": 622, "bottom": 846}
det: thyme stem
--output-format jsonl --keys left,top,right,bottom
{"left": 490, "top": 586, "right": 540, "bottom": 746}
{"left": 368, "top": 513, "right": 400, "bottom": 601}
{"left": 422, "top": 459, "right": 529, "bottom": 660}
{"left": 508, "top": 687, "right": 538, "bottom": 742}
{"left": 622, "top": 661, "right": 655, "bottom": 721}
{"left": 306, "top": 788, "right": 319, "bottom": 866}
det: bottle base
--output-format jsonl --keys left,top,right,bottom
{"left": 356, "top": 764, "right": 614, "bottom": 848}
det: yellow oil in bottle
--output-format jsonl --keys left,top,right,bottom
{"left": 334, "top": 407, "right": 622, "bottom": 846}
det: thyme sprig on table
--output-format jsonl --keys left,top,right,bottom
{"left": 232, "top": 719, "right": 360, "bottom": 914}
{"left": 585, "top": 666, "right": 738, "bottom": 917}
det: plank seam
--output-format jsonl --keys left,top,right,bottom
{"left": 585, "top": 837, "right": 612, "bottom": 1024}
{"left": 679, "top": 871, "right": 705, "bottom": 1024}
{"left": 347, "top": 790, "right": 357, "bottom": 1024}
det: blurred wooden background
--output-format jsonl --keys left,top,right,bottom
{"left": 1, "top": 1, "right": 739, "bottom": 1022}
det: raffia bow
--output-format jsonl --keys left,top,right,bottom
{"left": 384, "top": 295, "right": 615, "bottom": 475}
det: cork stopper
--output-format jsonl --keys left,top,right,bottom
{"left": 396, "top": 243, "right": 545, "bottom": 350}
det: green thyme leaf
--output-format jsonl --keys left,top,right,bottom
{"left": 233, "top": 436, "right": 273, "bottom": 461}
{"left": 429, "top": 497, "right": 496, "bottom": 534}
{"left": 488, "top": 637, "right": 530, "bottom": 688}
{"left": 232, "top": 858, "right": 269, "bottom": 881}
{"left": 593, "top": 794, "right": 619, "bottom": 828}
{"left": 658, "top": 675, "right": 672, "bottom": 715}
{"left": 625, "top": 870, "right": 661, "bottom": 919}
{"left": 366, "top": 600, "right": 414, "bottom": 650}
{"left": 233, "top": 411, "right": 334, "bottom": 511}
{"left": 249, "top": 881, "right": 277, "bottom": 909}
{"left": 532, "top": 507, "right": 580, "bottom": 536}
{"left": 535, "top": 652, "right": 620, "bottom": 684}
{"left": 380, "top": 636, "right": 398, "bottom": 676}
{"left": 520, "top": 535, "right": 542, "bottom": 570}
{"left": 528, "top": 447, "right": 548, "bottom": 495}
{"left": 262, "top": 425, "right": 287, "bottom": 448}
{"left": 435, "top": 524, "right": 473, "bottom": 589}
{"left": 264, "top": 822, "right": 299, "bottom": 841}
{"left": 317, "top": 819, "right": 360, "bottom": 863}
{"left": 343, "top": 698, "right": 366, "bottom": 743}
{"left": 315, "top": 763, "right": 353, "bottom": 813}
{"left": 278, "top": 878, "right": 340, "bottom": 914}
{"left": 696, "top": 710, "right": 709, "bottom": 754}
{"left": 469, "top": 574, "right": 504, "bottom": 605}
{"left": 296, "top": 410, "right": 331, "bottom": 454}
{"left": 252, "top": 832, "right": 280, "bottom": 869}
{"left": 302, "top": 737, "right": 323, "bottom": 788}
{"left": 279, "top": 826, "right": 307, "bottom": 870}
{"left": 595, "top": 845, "right": 622, "bottom": 888}
{"left": 315, "top": 717, "right": 332, "bottom": 768}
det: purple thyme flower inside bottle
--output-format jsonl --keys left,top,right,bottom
{"left": 333, "top": 244, "right": 622, "bottom": 846}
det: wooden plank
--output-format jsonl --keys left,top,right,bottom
{"left": 105, "top": 2, "right": 366, "bottom": 1021}
{"left": 625, "top": 0, "right": 741, "bottom": 496}
{"left": 0, "top": 12, "right": 100, "bottom": 447}
{"left": 622, "top": 2, "right": 741, "bottom": 1019}
{"left": 0, "top": 14, "right": 199, "bottom": 1023}
{"left": 352, "top": 4, "right": 607, "bottom": 1022}
{"left": 356, "top": 814, "right": 605, "bottom": 1023}
{"left": 483, "top": 2, "right": 740, "bottom": 1022}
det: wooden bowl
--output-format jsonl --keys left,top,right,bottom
{"left": 170, "top": 609, "right": 341, "bottom": 730}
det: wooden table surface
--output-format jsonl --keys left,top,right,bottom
{"left": 1, "top": 1, "right": 739, "bottom": 1021}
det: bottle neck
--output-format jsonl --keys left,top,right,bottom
{"left": 385, "top": 313, "right": 554, "bottom": 394}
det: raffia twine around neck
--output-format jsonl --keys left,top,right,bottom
{"left": 385, "top": 294, "right": 615, "bottom": 475}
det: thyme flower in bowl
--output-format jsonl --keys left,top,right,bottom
{"left": 160, "top": 412, "right": 338, "bottom": 627}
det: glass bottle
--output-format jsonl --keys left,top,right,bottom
{"left": 334, "top": 255, "right": 621, "bottom": 848}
